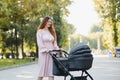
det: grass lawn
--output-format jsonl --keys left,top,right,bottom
{"left": 0, "top": 58, "right": 37, "bottom": 68}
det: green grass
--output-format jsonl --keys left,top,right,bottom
{"left": 0, "top": 58, "right": 37, "bottom": 68}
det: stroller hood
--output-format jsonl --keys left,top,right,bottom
{"left": 69, "top": 43, "right": 91, "bottom": 56}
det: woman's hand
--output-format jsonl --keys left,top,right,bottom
{"left": 59, "top": 48, "right": 64, "bottom": 50}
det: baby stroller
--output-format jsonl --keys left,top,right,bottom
{"left": 49, "top": 43, "right": 94, "bottom": 80}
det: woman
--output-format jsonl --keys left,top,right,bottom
{"left": 36, "top": 16, "right": 59, "bottom": 80}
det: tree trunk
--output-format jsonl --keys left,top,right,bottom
{"left": 15, "top": 29, "right": 19, "bottom": 59}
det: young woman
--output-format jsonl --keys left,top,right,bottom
{"left": 36, "top": 16, "right": 59, "bottom": 80}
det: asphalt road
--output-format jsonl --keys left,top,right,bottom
{"left": 0, "top": 55, "right": 120, "bottom": 80}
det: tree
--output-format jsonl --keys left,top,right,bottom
{"left": 0, "top": 0, "right": 73, "bottom": 59}
{"left": 93, "top": 0, "right": 120, "bottom": 56}
{"left": 37, "top": 0, "right": 72, "bottom": 47}
{"left": 88, "top": 24, "right": 105, "bottom": 50}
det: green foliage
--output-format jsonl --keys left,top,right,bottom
{"left": 89, "top": 24, "right": 103, "bottom": 33}
{"left": 0, "top": 0, "right": 73, "bottom": 58}
{"left": 93, "top": 0, "right": 120, "bottom": 52}
{"left": 88, "top": 24, "right": 105, "bottom": 50}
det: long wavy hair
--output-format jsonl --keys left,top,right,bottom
{"left": 37, "top": 16, "right": 57, "bottom": 42}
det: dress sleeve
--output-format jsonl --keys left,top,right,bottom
{"left": 53, "top": 40, "right": 59, "bottom": 50}
{"left": 36, "top": 30, "right": 48, "bottom": 53}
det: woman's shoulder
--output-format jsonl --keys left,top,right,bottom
{"left": 37, "top": 29, "right": 44, "bottom": 35}
{"left": 37, "top": 29, "right": 44, "bottom": 33}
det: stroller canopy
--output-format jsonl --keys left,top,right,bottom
{"left": 69, "top": 43, "right": 91, "bottom": 56}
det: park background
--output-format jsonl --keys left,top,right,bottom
{"left": 0, "top": 0, "right": 120, "bottom": 65}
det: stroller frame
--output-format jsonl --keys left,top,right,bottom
{"left": 49, "top": 50, "right": 94, "bottom": 80}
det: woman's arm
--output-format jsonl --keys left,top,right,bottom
{"left": 36, "top": 30, "right": 48, "bottom": 53}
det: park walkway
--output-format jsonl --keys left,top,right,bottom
{"left": 0, "top": 55, "right": 120, "bottom": 80}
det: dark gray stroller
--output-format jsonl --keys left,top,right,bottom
{"left": 49, "top": 43, "right": 94, "bottom": 80}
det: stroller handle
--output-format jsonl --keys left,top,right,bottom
{"left": 48, "top": 49, "right": 69, "bottom": 57}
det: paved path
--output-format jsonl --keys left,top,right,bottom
{"left": 0, "top": 55, "right": 120, "bottom": 80}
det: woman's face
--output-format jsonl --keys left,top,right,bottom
{"left": 45, "top": 19, "right": 52, "bottom": 28}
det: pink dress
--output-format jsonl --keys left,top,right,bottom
{"left": 36, "top": 29, "right": 59, "bottom": 77}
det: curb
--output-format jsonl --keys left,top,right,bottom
{"left": 0, "top": 61, "right": 37, "bottom": 71}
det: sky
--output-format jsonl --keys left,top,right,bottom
{"left": 66, "top": 0, "right": 100, "bottom": 35}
